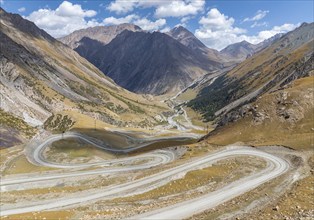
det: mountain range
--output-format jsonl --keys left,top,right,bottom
{"left": 1, "top": 6, "right": 313, "bottom": 220}
{"left": 59, "top": 24, "right": 285, "bottom": 95}
{"left": 60, "top": 25, "right": 223, "bottom": 94}
{"left": 1, "top": 7, "right": 313, "bottom": 149}
{"left": 78, "top": 30, "right": 223, "bottom": 94}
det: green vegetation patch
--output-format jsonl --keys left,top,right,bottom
{"left": 44, "top": 114, "right": 75, "bottom": 133}
{"left": 187, "top": 75, "right": 239, "bottom": 121}
{"left": 46, "top": 137, "right": 115, "bottom": 161}
{"left": 0, "top": 110, "right": 36, "bottom": 140}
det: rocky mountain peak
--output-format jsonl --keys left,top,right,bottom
{"left": 58, "top": 23, "right": 143, "bottom": 49}
{"left": 166, "top": 25, "right": 211, "bottom": 55}
{"left": 167, "top": 26, "right": 205, "bottom": 46}
{"left": 170, "top": 25, "right": 191, "bottom": 35}
{"left": 239, "top": 40, "right": 251, "bottom": 45}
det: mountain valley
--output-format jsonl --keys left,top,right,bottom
{"left": 0, "top": 4, "right": 313, "bottom": 220}
{"left": 62, "top": 25, "right": 224, "bottom": 94}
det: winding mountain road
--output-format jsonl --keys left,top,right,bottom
{"left": 0, "top": 133, "right": 290, "bottom": 219}
{"left": 134, "top": 147, "right": 289, "bottom": 219}
{"left": 1, "top": 132, "right": 181, "bottom": 187}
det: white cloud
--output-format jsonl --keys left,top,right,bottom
{"left": 181, "top": 16, "right": 191, "bottom": 24}
{"left": 252, "top": 23, "right": 299, "bottom": 41}
{"left": 26, "top": 1, "right": 99, "bottom": 38}
{"left": 195, "top": 8, "right": 246, "bottom": 50}
{"left": 198, "top": 8, "right": 244, "bottom": 33}
{"left": 154, "top": 0, "right": 204, "bottom": 18}
{"left": 103, "top": 14, "right": 166, "bottom": 31}
{"left": 107, "top": 0, "right": 205, "bottom": 18}
{"left": 243, "top": 10, "right": 269, "bottom": 22}
{"left": 107, "top": 0, "right": 136, "bottom": 14}
{"left": 25, "top": 1, "right": 167, "bottom": 37}
{"left": 18, "top": 7, "right": 26, "bottom": 12}
{"left": 195, "top": 8, "right": 298, "bottom": 50}
{"left": 134, "top": 17, "right": 166, "bottom": 31}
{"left": 103, "top": 14, "right": 139, "bottom": 25}
{"left": 251, "top": 21, "right": 267, "bottom": 28}
{"left": 55, "top": 1, "right": 96, "bottom": 17}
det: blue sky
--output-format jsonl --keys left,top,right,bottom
{"left": 1, "top": 0, "right": 313, "bottom": 50}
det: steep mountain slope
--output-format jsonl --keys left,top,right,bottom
{"left": 198, "top": 75, "right": 314, "bottom": 220}
{"left": 0, "top": 109, "right": 37, "bottom": 148}
{"left": 204, "top": 75, "right": 314, "bottom": 150}
{"left": 166, "top": 26, "right": 229, "bottom": 65}
{"left": 0, "top": 8, "right": 167, "bottom": 131}
{"left": 187, "top": 22, "right": 313, "bottom": 121}
{"left": 166, "top": 26, "right": 214, "bottom": 55}
{"left": 58, "top": 23, "right": 142, "bottom": 49}
{"left": 75, "top": 30, "right": 221, "bottom": 95}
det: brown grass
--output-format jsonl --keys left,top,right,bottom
{"left": 0, "top": 210, "right": 73, "bottom": 220}
{"left": 206, "top": 76, "right": 314, "bottom": 150}
{"left": 3, "top": 155, "right": 56, "bottom": 175}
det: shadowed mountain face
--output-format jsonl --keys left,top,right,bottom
{"left": 74, "top": 37, "right": 104, "bottom": 58}
{"left": 61, "top": 25, "right": 284, "bottom": 95}
{"left": 166, "top": 26, "right": 225, "bottom": 64}
{"left": 188, "top": 22, "right": 314, "bottom": 121}
{"left": 75, "top": 30, "right": 221, "bottom": 95}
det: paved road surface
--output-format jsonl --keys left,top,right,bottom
{"left": 0, "top": 143, "right": 289, "bottom": 217}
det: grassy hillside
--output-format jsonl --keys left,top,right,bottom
{"left": 0, "top": 8, "right": 169, "bottom": 131}
{"left": 187, "top": 23, "right": 313, "bottom": 121}
{"left": 204, "top": 76, "right": 314, "bottom": 150}
{"left": 0, "top": 110, "right": 37, "bottom": 148}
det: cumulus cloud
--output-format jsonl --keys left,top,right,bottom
{"left": 107, "top": 0, "right": 204, "bottom": 18}
{"left": 195, "top": 8, "right": 246, "bottom": 50}
{"left": 103, "top": 14, "right": 139, "bottom": 25}
{"left": 18, "top": 7, "right": 26, "bottom": 12}
{"left": 154, "top": 0, "right": 204, "bottom": 18}
{"left": 26, "top": 1, "right": 99, "bottom": 37}
{"left": 253, "top": 23, "right": 299, "bottom": 41}
{"left": 134, "top": 17, "right": 166, "bottom": 31}
{"left": 55, "top": 1, "right": 96, "bottom": 17}
{"left": 243, "top": 10, "right": 269, "bottom": 22}
{"left": 195, "top": 8, "right": 298, "bottom": 50}
{"left": 107, "top": 0, "right": 136, "bottom": 14}
{"left": 25, "top": 1, "right": 168, "bottom": 37}
{"left": 198, "top": 8, "right": 245, "bottom": 33}
{"left": 103, "top": 14, "right": 166, "bottom": 31}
